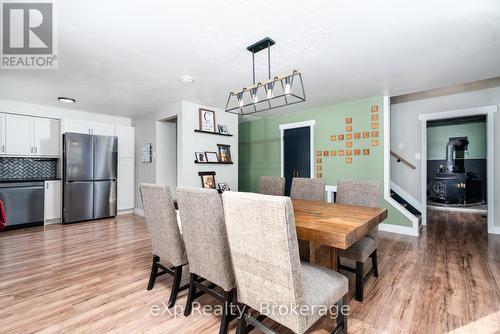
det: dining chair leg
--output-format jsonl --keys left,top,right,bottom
{"left": 219, "top": 289, "right": 235, "bottom": 334}
{"left": 355, "top": 261, "right": 364, "bottom": 302}
{"left": 167, "top": 265, "right": 183, "bottom": 308}
{"left": 184, "top": 273, "right": 198, "bottom": 316}
{"left": 147, "top": 255, "right": 160, "bottom": 290}
{"left": 371, "top": 250, "right": 379, "bottom": 277}
{"left": 331, "top": 297, "right": 347, "bottom": 334}
{"left": 236, "top": 305, "right": 249, "bottom": 334}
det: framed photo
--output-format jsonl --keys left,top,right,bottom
{"left": 142, "top": 143, "right": 152, "bottom": 163}
{"left": 198, "top": 171, "right": 216, "bottom": 189}
{"left": 218, "top": 182, "right": 230, "bottom": 192}
{"left": 199, "top": 108, "right": 216, "bottom": 132}
{"left": 195, "top": 152, "right": 206, "bottom": 163}
{"left": 205, "top": 151, "right": 219, "bottom": 163}
{"left": 218, "top": 124, "right": 229, "bottom": 134}
{"left": 217, "top": 144, "right": 232, "bottom": 163}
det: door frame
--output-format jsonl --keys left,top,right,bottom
{"left": 418, "top": 105, "right": 497, "bottom": 234}
{"left": 279, "top": 120, "right": 315, "bottom": 178}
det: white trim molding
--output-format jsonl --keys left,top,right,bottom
{"left": 419, "top": 105, "right": 496, "bottom": 234}
{"left": 279, "top": 120, "right": 316, "bottom": 178}
{"left": 383, "top": 95, "right": 421, "bottom": 236}
{"left": 133, "top": 208, "right": 145, "bottom": 217}
{"left": 325, "top": 185, "right": 337, "bottom": 203}
{"left": 379, "top": 222, "right": 419, "bottom": 236}
{"left": 390, "top": 181, "right": 423, "bottom": 212}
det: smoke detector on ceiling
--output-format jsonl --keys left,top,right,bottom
{"left": 180, "top": 75, "right": 193, "bottom": 83}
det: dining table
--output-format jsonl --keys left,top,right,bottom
{"left": 292, "top": 199, "right": 388, "bottom": 271}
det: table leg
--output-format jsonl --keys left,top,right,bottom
{"left": 329, "top": 247, "right": 338, "bottom": 271}
{"left": 307, "top": 242, "right": 339, "bottom": 272}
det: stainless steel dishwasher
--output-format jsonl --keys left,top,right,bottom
{"left": 0, "top": 182, "right": 44, "bottom": 229}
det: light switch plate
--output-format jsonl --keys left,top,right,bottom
{"left": 398, "top": 142, "right": 404, "bottom": 150}
{"left": 415, "top": 153, "right": 421, "bottom": 160}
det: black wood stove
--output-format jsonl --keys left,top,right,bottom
{"left": 427, "top": 138, "right": 469, "bottom": 205}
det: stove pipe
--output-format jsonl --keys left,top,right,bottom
{"left": 445, "top": 138, "right": 468, "bottom": 173}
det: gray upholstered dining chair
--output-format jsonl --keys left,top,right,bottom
{"left": 222, "top": 191, "right": 348, "bottom": 334}
{"left": 290, "top": 177, "right": 326, "bottom": 201}
{"left": 140, "top": 183, "right": 189, "bottom": 308}
{"left": 258, "top": 176, "right": 286, "bottom": 196}
{"left": 336, "top": 179, "right": 380, "bottom": 302}
{"left": 176, "top": 188, "right": 236, "bottom": 334}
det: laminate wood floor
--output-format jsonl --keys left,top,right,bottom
{"left": 0, "top": 211, "right": 499, "bottom": 334}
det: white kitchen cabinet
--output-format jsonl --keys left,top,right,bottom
{"left": 44, "top": 180, "right": 61, "bottom": 222}
{"left": 117, "top": 157, "right": 134, "bottom": 211}
{"left": 63, "top": 119, "right": 93, "bottom": 135}
{"left": 0, "top": 113, "right": 5, "bottom": 155}
{"left": 115, "top": 125, "right": 135, "bottom": 158}
{"left": 34, "top": 117, "right": 60, "bottom": 156}
{"left": 5, "top": 114, "right": 33, "bottom": 155}
{"left": 63, "top": 119, "right": 114, "bottom": 136}
{"left": 91, "top": 122, "right": 115, "bottom": 136}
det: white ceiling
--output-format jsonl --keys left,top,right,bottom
{"left": 1, "top": 0, "right": 499, "bottom": 118}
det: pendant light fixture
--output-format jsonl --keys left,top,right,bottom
{"left": 225, "top": 37, "right": 306, "bottom": 115}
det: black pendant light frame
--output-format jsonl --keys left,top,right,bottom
{"left": 225, "top": 37, "right": 306, "bottom": 115}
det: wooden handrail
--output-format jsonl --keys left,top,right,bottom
{"left": 391, "top": 151, "right": 416, "bottom": 169}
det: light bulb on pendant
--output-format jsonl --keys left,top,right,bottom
{"left": 237, "top": 92, "right": 244, "bottom": 107}
{"left": 284, "top": 76, "right": 292, "bottom": 95}
{"left": 250, "top": 87, "right": 258, "bottom": 103}
{"left": 266, "top": 82, "right": 274, "bottom": 99}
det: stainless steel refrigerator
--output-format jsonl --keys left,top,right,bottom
{"left": 63, "top": 133, "right": 117, "bottom": 223}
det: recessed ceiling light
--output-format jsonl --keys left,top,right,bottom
{"left": 58, "top": 97, "right": 76, "bottom": 103}
{"left": 180, "top": 75, "right": 193, "bottom": 83}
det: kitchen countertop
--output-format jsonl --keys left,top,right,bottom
{"left": 0, "top": 178, "right": 62, "bottom": 183}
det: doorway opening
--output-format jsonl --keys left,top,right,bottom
{"left": 156, "top": 117, "right": 178, "bottom": 191}
{"left": 279, "top": 120, "right": 315, "bottom": 195}
{"left": 419, "top": 106, "right": 495, "bottom": 234}
{"left": 426, "top": 115, "right": 487, "bottom": 215}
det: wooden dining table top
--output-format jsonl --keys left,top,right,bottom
{"left": 292, "top": 199, "right": 388, "bottom": 250}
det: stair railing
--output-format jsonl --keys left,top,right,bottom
{"left": 390, "top": 151, "right": 416, "bottom": 170}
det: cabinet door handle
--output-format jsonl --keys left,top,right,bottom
{"left": 34, "top": 147, "right": 37, "bottom": 154}
{"left": 46, "top": 183, "right": 49, "bottom": 190}
{"left": 31, "top": 147, "right": 33, "bottom": 153}
{"left": 1, "top": 145, "right": 4, "bottom": 153}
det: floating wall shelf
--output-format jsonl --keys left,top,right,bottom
{"left": 194, "top": 129, "right": 233, "bottom": 137}
{"left": 194, "top": 161, "right": 234, "bottom": 165}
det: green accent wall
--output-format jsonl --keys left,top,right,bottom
{"left": 427, "top": 122, "right": 486, "bottom": 160}
{"left": 239, "top": 97, "right": 412, "bottom": 227}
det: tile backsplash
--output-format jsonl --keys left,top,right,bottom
{"left": 0, "top": 157, "right": 57, "bottom": 180}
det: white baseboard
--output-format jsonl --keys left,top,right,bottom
{"left": 490, "top": 225, "right": 500, "bottom": 235}
{"left": 379, "top": 222, "right": 419, "bottom": 237}
{"left": 44, "top": 218, "right": 61, "bottom": 225}
{"left": 117, "top": 209, "right": 134, "bottom": 215}
{"left": 133, "top": 208, "right": 145, "bottom": 217}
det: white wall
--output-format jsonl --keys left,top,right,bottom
{"left": 391, "top": 85, "right": 500, "bottom": 228}
{"left": 0, "top": 99, "right": 131, "bottom": 126}
{"left": 156, "top": 120, "right": 177, "bottom": 191}
{"left": 178, "top": 101, "right": 238, "bottom": 190}
{"left": 133, "top": 100, "right": 238, "bottom": 209}
{"left": 133, "top": 101, "right": 181, "bottom": 208}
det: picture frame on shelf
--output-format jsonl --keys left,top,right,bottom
{"left": 217, "top": 124, "right": 229, "bottom": 135}
{"left": 195, "top": 152, "right": 206, "bottom": 163}
{"left": 217, "top": 144, "right": 232, "bottom": 163}
{"left": 199, "top": 108, "right": 216, "bottom": 132}
{"left": 198, "top": 171, "right": 216, "bottom": 189}
{"left": 205, "top": 151, "right": 219, "bottom": 163}
{"left": 218, "top": 182, "right": 230, "bottom": 192}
